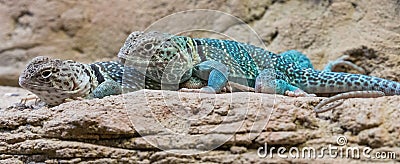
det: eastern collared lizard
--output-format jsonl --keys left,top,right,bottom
{"left": 117, "top": 31, "right": 399, "bottom": 112}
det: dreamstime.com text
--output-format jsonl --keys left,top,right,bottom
{"left": 257, "top": 136, "right": 396, "bottom": 159}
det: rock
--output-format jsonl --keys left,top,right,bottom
{"left": 230, "top": 146, "right": 247, "bottom": 154}
{"left": 0, "top": 86, "right": 399, "bottom": 163}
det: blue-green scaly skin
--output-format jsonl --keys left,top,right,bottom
{"left": 293, "top": 69, "right": 400, "bottom": 95}
{"left": 118, "top": 31, "right": 400, "bottom": 96}
{"left": 182, "top": 37, "right": 398, "bottom": 95}
{"left": 192, "top": 37, "right": 400, "bottom": 95}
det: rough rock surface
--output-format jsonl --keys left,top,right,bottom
{"left": 0, "top": 87, "right": 399, "bottom": 163}
{"left": 1, "top": 0, "right": 400, "bottom": 163}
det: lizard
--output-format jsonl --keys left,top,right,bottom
{"left": 19, "top": 55, "right": 258, "bottom": 106}
{"left": 18, "top": 56, "right": 228, "bottom": 106}
{"left": 13, "top": 54, "right": 336, "bottom": 106}
{"left": 18, "top": 31, "right": 400, "bottom": 110}
{"left": 19, "top": 56, "right": 128, "bottom": 106}
{"left": 116, "top": 31, "right": 400, "bottom": 111}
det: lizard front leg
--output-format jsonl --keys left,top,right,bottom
{"left": 183, "top": 60, "right": 229, "bottom": 94}
{"left": 179, "top": 78, "right": 254, "bottom": 93}
{"left": 255, "top": 69, "right": 316, "bottom": 97}
{"left": 87, "top": 79, "right": 122, "bottom": 99}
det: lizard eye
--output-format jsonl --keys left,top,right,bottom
{"left": 144, "top": 43, "right": 154, "bottom": 51}
{"left": 41, "top": 70, "right": 52, "bottom": 78}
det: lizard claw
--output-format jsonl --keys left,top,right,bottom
{"left": 178, "top": 86, "right": 217, "bottom": 94}
{"left": 324, "top": 55, "right": 365, "bottom": 74}
{"left": 19, "top": 94, "right": 40, "bottom": 105}
{"left": 285, "top": 89, "right": 316, "bottom": 97}
{"left": 63, "top": 97, "right": 85, "bottom": 104}
{"left": 178, "top": 88, "right": 201, "bottom": 93}
{"left": 199, "top": 86, "right": 216, "bottom": 94}
{"left": 314, "top": 91, "right": 385, "bottom": 113}
{"left": 179, "top": 87, "right": 231, "bottom": 93}
{"left": 228, "top": 82, "right": 254, "bottom": 92}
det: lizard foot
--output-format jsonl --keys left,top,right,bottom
{"left": 65, "top": 97, "right": 85, "bottom": 103}
{"left": 314, "top": 91, "right": 385, "bottom": 113}
{"left": 178, "top": 82, "right": 253, "bottom": 93}
{"left": 179, "top": 88, "right": 201, "bottom": 93}
{"left": 228, "top": 82, "right": 254, "bottom": 92}
{"left": 285, "top": 89, "right": 316, "bottom": 97}
{"left": 179, "top": 86, "right": 217, "bottom": 94}
{"left": 324, "top": 55, "right": 365, "bottom": 74}
{"left": 19, "top": 94, "right": 40, "bottom": 105}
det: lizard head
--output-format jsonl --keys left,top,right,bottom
{"left": 117, "top": 31, "right": 195, "bottom": 85}
{"left": 19, "top": 56, "right": 96, "bottom": 106}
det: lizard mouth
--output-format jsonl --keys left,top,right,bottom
{"left": 18, "top": 76, "right": 27, "bottom": 88}
{"left": 71, "top": 80, "right": 78, "bottom": 91}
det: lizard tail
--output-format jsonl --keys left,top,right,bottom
{"left": 296, "top": 70, "right": 400, "bottom": 96}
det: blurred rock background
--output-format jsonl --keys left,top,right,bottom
{"left": 1, "top": 1, "right": 400, "bottom": 163}
{"left": 1, "top": 0, "right": 399, "bottom": 87}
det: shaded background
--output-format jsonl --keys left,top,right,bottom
{"left": 1, "top": 0, "right": 399, "bottom": 87}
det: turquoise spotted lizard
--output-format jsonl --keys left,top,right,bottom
{"left": 117, "top": 31, "right": 399, "bottom": 112}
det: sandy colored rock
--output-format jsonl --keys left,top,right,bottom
{"left": 0, "top": 86, "right": 31, "bottom": 109}
{"left": 0, "top": 86, "right": 399, "bottom": 163}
